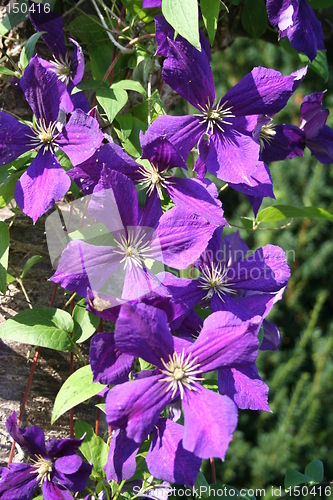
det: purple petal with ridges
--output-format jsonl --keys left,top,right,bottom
{"left": 6, "top": 411, "right": 47, "bottom": 458}
{"left": 222, "top": 66, "right": 307, "bottom": 116}
{"left": 51, "top": 241, "right": 121, "bottom": 297}
{"left": 172, "top": 309, "right": 203, "bottom": 339}
{"left": 218, "top": 365, "right": 270, "bottom": 411}
{"left": 69, "top": 142, "right": 140, "bottom": 195}
{"left": 55, "top": 109, "right": 103, "bottom": 165}
{"left": 89, "top": 169, "right": 139, "bottom": 231}
{"left": 14, "top": 149, "right": 71, "bottom": 223}
{"left": 29, "top": 1, "right": 66, "bottom": 60}
{"left": 121, "top": 264, "right": 165, "bottom": 302}
{"left": 140, "top": 131, "right": 188, "bottom": 169}
{"left": 43, "top": 481, "right": 74, "bottom": 500}
{"left": 105, "top": 376, "right": 172, "bottom": 443}
{"left": 167, "top": 177, "right": 227, "bottom": 227}
{"left": 260, "top": 124, "right": 305, "bottom": 163}
{"left": 52, "top": 462, "right": 92, "bottom": 493}
{"left": 188, "top": 311, "right": 261, "bottom": 372}
{"left": 0, "top": 112, "right": 34, "bottom": 165}
{"left": 204, "top": 128, "right": 260, "bottom": 185}
{"left": 182, "top": 386, "right": 237, "bottom": 460}
{"left": 147, "top": 418, "right": 201, "bottom": 486}
{"left": 300, "top": 92, "right": 328, "bottom": 139}
{"left": 46, "top": 436, "right": 84, "bottom": 458}
{"left": 20, "top": 55, "right": 67, "bottom": 123}
{"left": 140, "top": 189, "right": 163, "bottom": 227}
{"left": 306, "top": 125, "right": 333, "bottom": 163}
{"left": 227, "top": 245, "right": 291, "bottom": 291}
{"left": 54, "top": 454, "right": 82, "bottom": 474}
{"left": 69, "top": 38, "right": 85, "bottom": 86}
{"left": 0, "top": 463, "right": 39, "bottom": 499}
{"left": 146, "top": 114, "right": 205, "bottom": 165}
{"left": 266, "top": 0, "right": 296, "bottom": 30}
{"left": 90, "top": 332, "right": 134, "bottom": 385}
{"left": 70, "top": 89, "right": 90, "bottom": 113}
{"left": 162, "top": 38, "right": 215, "bottom": 110}
{"left": 156, "top": 207, "right": 216, "bottom": 269}
{"left": 104, "top": 429, "right": 140, "bottom": 481}
{"left": 261, "top": 319, "right": 281, "bottom": 351}
{"left": 233, "top": 287, "right": 286, "bottom": 320}
{"left": 115, "top": 303, "right": 174, "bottom": 366}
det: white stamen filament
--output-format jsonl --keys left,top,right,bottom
{"left": 198, "top": 261, "right": 237, "bottom": 301}
{"left": 113, "top": 229, "right": 153, "bottom": 271}
{"left": 159, "top": 350, "right": 203, "bottom": 399}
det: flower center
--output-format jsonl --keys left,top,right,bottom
{"left": 197, "top": 98, "right": 235, "bottom": 135}
{"left": 159, "top": 350, "right": 203, "bottom": 399}
{"left": 259, "top": 122, "right": 276, "bottom": 150}
{"left": 50, "top": 54, "right": 72, "bottom": 84}
{"left": 30, "top": 455, "right": 53, "bottom": 484}
{"left": 113, "top": 229, "right": 153, "bottom": 271}
{"left": 198, "top": 262, "right": 237, "bottom": 301}
{"left": 27, "top": 118, "right": 58, "bottom": 152}
{"left": 137, "top": 163, "right": 171, "bottom": 199}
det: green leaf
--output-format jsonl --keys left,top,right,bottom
{"left": 0, "top": 1, "right": 29, "bottom": 36}
{"left": 19, "top": 32, "right": 45, "bottom": 70}
{"left": 6, "top": 273, "right": 16, "bottom": 284}
{"left": 162, "top": 0, "right": 200, "bottom": 50}
{"left": 96, "top": 86, "right": 128, "bottom": 123}
{"left": 75, "top": 420, "right": 108, "bottom": 478}
{"left": 0, "top": 173, "right": 21, "bottom": 208}
{"left": 195, "top": 472, "right": 210, "bottom": 497}
{"left": 96, "top": 403, "right": 106, "bottom": 414}
{"left": 304, "top": 460, "right": 324, "bottom": 483}
{"left": 52, "top": 365, "right": 107, "bottom": 423}
{"left": 0, "top": 222, "right": 9, "bottom": 294}
{"left": 200, "top": 0, "right": 220, "bottom": 45}
{"left": 0, "top": 308, "right": 74, "bottom": 351}
{"left": 72, "top": 300, "right": 100, "bottom": 343}
{"left": 114, "top": 113, "right": 134, "bottom": 141}
{"left": 242, "top": 0, "right": 267, "bottom": 38}
{"left": 285, "top": 469, "right": 311, "bottom": 488}
{"left": 257, "top": 205, "right": 333, "bottom": 223}
{"left": 73, "top": 80, "right": 108, "bottom": 92}
{"left": 20, "top": 255, "right": 45, "bottom": 279}
{"left": 0, "top": 67, "right": 17, "bottom": 76}
{"left": 309, "top": 0, "right": 333, "bottom": 7}
{"left": 300, "top": 50, "right": 328, "bottom": 82}
{"left": 122, "top": 117, "right": 147, "bottom": 157}
{"left": 112, "top": 80, "right": 147, "bottom": 98}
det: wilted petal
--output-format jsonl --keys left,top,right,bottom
{"left": 188, "top": 311, "right": 261, "bottom": 372}
{"left": 90, "top": 332, "right": 134, "bottom": 385}
{"left": 182, "top": 386, "right": 238, "bottom": 460}
{"left": 218, "top": 365, "right": 270, "bottom": 411}
{"left": 105, "top": 376, "right": 172, "bottom": 443}
{"left": 115, "top": 303, "right": 174, "bottom": 366}
{"left": 147, "top": 418, "right": 201, "bottom": 486}
{"left": 0, "top": 112, "right": 34, "bottom": 165}
{"left": 14, "top": 149, "right": 71, "bottom": 223}
{"left": 56, "top": 109, "right": 103, "bottom": 165}
{"left": 104, "top": 429, "right": 140, "bottom": 481}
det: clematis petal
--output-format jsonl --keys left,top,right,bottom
{"left": 147, "top": 418, "right": 202, "bottom": 486}
{"left": 306, "top": 125, "right": 333, "bottom": 163}
{"left": 188, "top": 311, "right": 261, "bottom": 372}
{"left": 105, "top": 376, "right": 172, "bottom": 443}
{"left": 0, "top": 112, "right": 34, "bottom": 165}
{"left": 0, "top": 463, "right": 39, "bottom": 500}
{"left": 52, "top": 462, "right": 92, "bottom": 492}
{"left": 104, "top": 429, "right": 140, "bottom": 481}
{"left": 222, "top": 66, "right": 307, "bottom": 117}
{"left": 162, "top": 37, "right": 215, "bottom": 110}
{"left": 51, "top": 241, "right": 121, "bottom": 297}
{"left": 182, "top": 385, "right": 238, "bottom": 460}
{"left": 29, "top": 1, "right": 67, "bottom": 61}
{"left": 43, "top": 480, "right": 74, "bottom": 500}
{"left": 54, "top": 454, "right": 82, "bottom": 475}
{"left": 90, "top": 332, "right": 134, "bottom": 385}
{"left": 260, "top": 124, "right": 305, "bottom": 163}
{"left": 140, "top": 131, "right": 188, "bottom": 169}
{"left": 218, "top": 365, "right": 270, "bottom": 411}
{"left": 6, "top": 411, "right": 47, "bottom": 458}
{"left": 261, "top": 320, "right": 281, "bottom": 351}
{"left": 46, "top": 436, "right": 85, "bottom": 458}
{"left": 20, "top": 55, "right": 67, "bottom": 123}
{"left": 115, "top": 303, "right": 174, "bottom": 366}
{"left": 55, "top": 109, "right": 103, "bottom": 165}
{"left": 166, "top": 177, "right": 227, "bottom": 226}
{"left": 300, "top": 91, "right": 329, "bottom": 138}
{"left": 156, "top": 206, "right": 216, "bottom": 269}
{"left": 203, "top": 127, "right": 260, "bottom": 185}
{"left": 227, "top": 244, "right": 291, "bottom": 291}
{"left": 14, "top": 149, "right": 71, "bottom": 223}
{"left": 69, "top": 38, "right": 85, "bottom": 86}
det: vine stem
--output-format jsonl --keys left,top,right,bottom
{"left": 210, "top": 457, "right": 216, "bottom": 484}
{"left": 8, "top": 284, "right": 58, "bottom": 465}
{"left": 69, "top": 298, "right": 75, "bottom": 438}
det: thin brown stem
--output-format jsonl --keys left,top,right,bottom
{"left": 210, "top": 457, "right": 216, "bottom": 484}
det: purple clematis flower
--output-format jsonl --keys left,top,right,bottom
{"left": 104, "top": 302, "right": 263, "bottom": 459}
{"left": 147, "top": 19, "right": 307, "bottom": 188}
{"left": 29, "top": 0, "right": 89, "bottom": 112}
{"left": 0, "top": 412, "right": 92, "bottom": 500}
{"left": 0, "top": 56, "right": 103, "bottom": 222}
{"left": 105, "top": 418, "right": 202, "bottom": 486}
{"left": 266, "top": 0, "right": 325, "bottom": 61}
{"left": 51, "top": 168, "right": 217, "bottom": 308}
